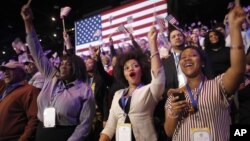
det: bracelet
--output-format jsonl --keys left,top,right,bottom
{"left": 165, "top": 107, "right": 179, "bottom": 119}
{"left": 230, "top": 45, "right": 244, "bottom": 49}
{"left": 150, "top": 51, "right": 159, "bottom": 59}
{"left": 167, "top": 110, "right": 179, "bottom": 119}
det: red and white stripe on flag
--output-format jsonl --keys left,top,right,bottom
{"left": 116, "top": 24, "right": 129, "bottom": 34}
{"left": 75, "top": 0, "right": 167, "bottom": 56}
{"left": 60, "top": 6, "right": 71, "bottom": 19}
{"left": 165, "top": 14, "right": 179, "bottom": 25}
{"left": 155, "top": 16, "right": 166, "bottom": 31}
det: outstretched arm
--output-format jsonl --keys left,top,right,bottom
{"left": 63, "top": 31, "right": 74, "bottom": 54}
{"left": 109, "top": 37, "right": 117, "bottom": 57}
{"left": 21, "top": 5, "right": 56, "bottom": 78}
{"left": 148, "top": 26, "right": 162, "bottom": 75}
{"left": 223, "top": 1, "right": 246, "bottom": 93}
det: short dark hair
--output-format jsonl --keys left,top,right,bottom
{"left": 180, "top": 46, "right": 214, "bottom": 79}
{"left": 113, "top": 49, "right": 151, "bottom": 87}
{"left": 60, "top": 54, "right": 87, "bottom": 82}
{"left": 167, "top": 29, "right": 186, "bottom": 42}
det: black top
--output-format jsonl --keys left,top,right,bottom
{"left": 205, "top": 47, "right": 231, "bottom": 77}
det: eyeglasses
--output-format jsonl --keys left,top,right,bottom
{"left": 123, "top": 64, "right": 140, "bottom": 71}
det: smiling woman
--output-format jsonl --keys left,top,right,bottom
{"left": 21, "top": 4, "right": 96, "bottom": 141}
{"left": 164, "top": 4, "right": 247, "bottom": 140}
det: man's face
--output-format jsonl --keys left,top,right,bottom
{"left": 192, "top": 28, "right": 200, "bottom": 36}
{"left": 12, "top": 41, "right": 25, "bottom": 54}
{"left": 169, "top": 30, "right": 185, "bottom": 48}
{"left": 139, "top": 39, "right": 148, "bottom": 48}
{"left": 3, "top": 68, "right": 22, "bottom": 84}
{"left": 24, "top": 63, "right": 37, "bottom": 75}
{"left": 200, "top": 29, "right": 207, "bottom": 37}
{"left": 101, "top": 56, "right": 110, "bottom": 66}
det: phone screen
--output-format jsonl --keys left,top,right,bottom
{"left": 173, "top": 92, "right": 186, "bottom": 101}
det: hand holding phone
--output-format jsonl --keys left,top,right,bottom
{"left": 173, "top": 92, "right": 186, "bottom": 102}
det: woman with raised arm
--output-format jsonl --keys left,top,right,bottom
{"left": 21, "top": 5, "right": 95, "bottom": 141}
{"left": 164, "top": 3, "right": 246, "bottom": 141}
{"left": 99, "top": 26, "right": 165, "bottom": 141}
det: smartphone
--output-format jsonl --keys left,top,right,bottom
{"left": 173, "top": 92, "right": 186, "bottom": 102}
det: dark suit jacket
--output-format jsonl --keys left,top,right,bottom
{"left": 162, "top": 53, "right": 179, "bottom": 91}
{"left": 93, "top": 54, "right": 124, "bottom": 121}
{"left": 154, "top": 53, "right": 179, "bottom": 140}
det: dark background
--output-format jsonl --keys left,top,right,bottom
{"left": 0, "top": 0, "right": 249, "bottom": 63}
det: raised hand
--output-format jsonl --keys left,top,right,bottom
{"left": 167, "top": 88, "right": 188, "bottom": 116}
{"left": 21, "top": 4, "right": 33, "bottom": 22}
{"left": 147, "top": 26, "right": 158, "bottom": 45}
{"left": 228, "top": 0, "right": 246, "bottom": 28}
{"left": 63, "top": 31, "right": 70, "bottom": 43}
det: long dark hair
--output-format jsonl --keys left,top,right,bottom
{"left": 204, "top": 29, "right": 226, "bottom": 50}
{"left": 113, "top": 49, "right": 151, "bottom": 87}
{"left": 60, "top": 54, "right": 87, "bottom": 82}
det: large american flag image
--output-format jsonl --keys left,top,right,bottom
{"left": 75, "top": 0, "right": 168, "bottom": 56}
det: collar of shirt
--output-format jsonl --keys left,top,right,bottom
{"left": 0, "top": 81, "right": 25, "bottom": 100}
{"left": 55, "top": 79, "right": 81, "bottom": 94}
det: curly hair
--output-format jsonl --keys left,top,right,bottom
{"left": 60, "top": 54, "right": 87, "bottom": 82}
{"left": 113, "top": 49, "right": 151, "bottom": 87}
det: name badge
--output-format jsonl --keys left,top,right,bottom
{"left": 191, "top": 128, "right": 211, "bottom": 141}
{"left": 43, "top": 107, "right": 56, "bottom": 128}
{"left": 116, "top": 123, "right": 132, "bottom": 141}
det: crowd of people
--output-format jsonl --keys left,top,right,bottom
{"left": 0, "top": 1, "right": 250, "bottom": 141}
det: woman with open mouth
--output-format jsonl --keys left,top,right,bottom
{"left": 99, "top": 26, "right": 165, "bottom": 141}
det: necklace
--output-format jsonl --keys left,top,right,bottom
{"left": 211, "top": 47, "right": 222, "bottom": 51}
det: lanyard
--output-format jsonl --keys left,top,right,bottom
{"left": 119, "top": 84, "right": 143, "bottom": 123}
{"left": 173, "top": 52, "right": 180, "bottom": 70}
{"left": 186, "top": 79, "right": 204, "bottom": 112}
{"left": 121, "top": 96, "right": 129, "bottom": 111}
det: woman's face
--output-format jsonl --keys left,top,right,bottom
{"left": 208, "top": 31, "right": 219, "bottom": 44}
{"left": 191, "top": 33, "right": 199, "bottom": 44}
{"left": 123, "top": 59, "right": 142, "bottom": 86}
{"left": 85, "top": 58, "right": 95, "bottom": 72}
{"left": 3, "top": 69, "right": 16, "bottom": 84}
{"left": 179, "top": 48, "right": 202, "bottom": 78}
{"left": 59, "top": 59, "right": 73, "bottom": 81}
